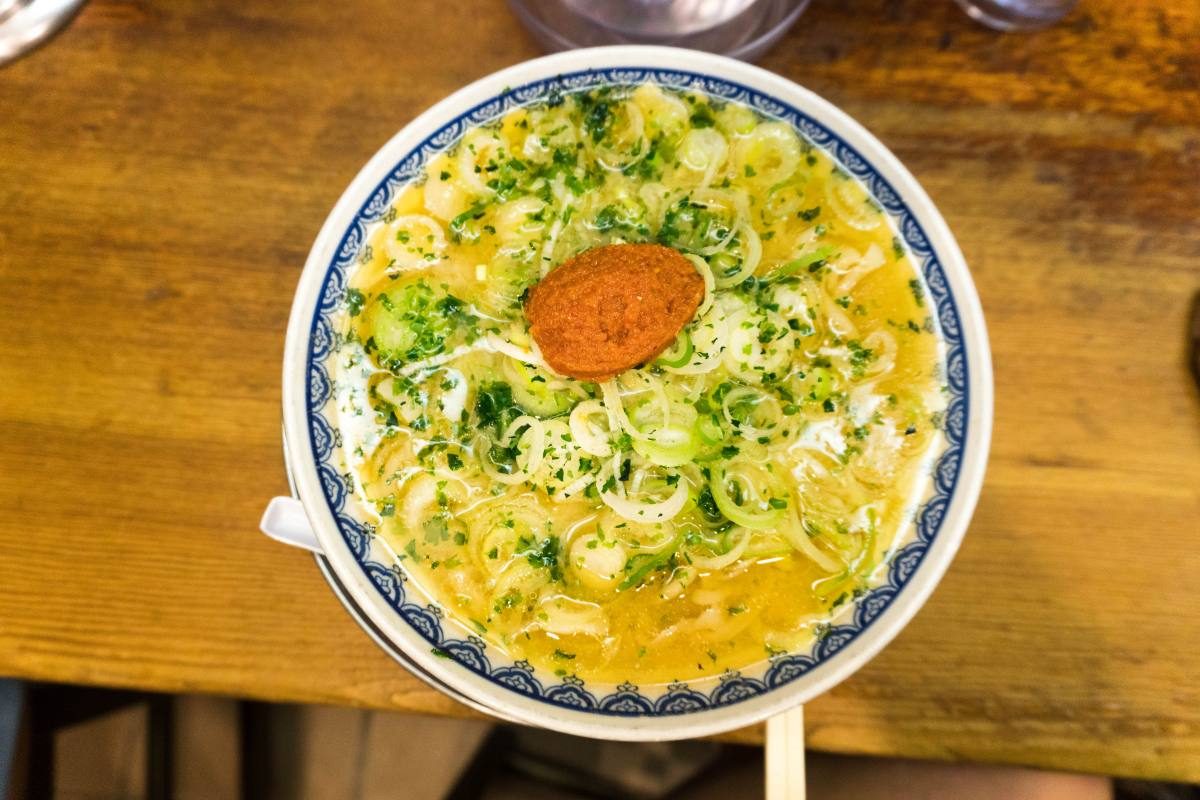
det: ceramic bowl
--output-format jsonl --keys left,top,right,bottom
{"left": 270, "top": 45, "right": 992, "bottom": 741}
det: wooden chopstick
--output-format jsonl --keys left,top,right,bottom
{"left": 765, "top": 705, "right": 806, "bottom": 799}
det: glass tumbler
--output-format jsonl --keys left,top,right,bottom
{"left": 507, "top": 0, "right": 812, "bottom": 62}
{"left": 0, "top": 0, "right": 87, "bottom": 66}
{"left": 953, "top": 0, "right": 1078, "bottom": 31}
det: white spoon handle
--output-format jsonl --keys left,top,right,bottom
{"left": 259, "top": 496, "right": 323, "bottom": 554}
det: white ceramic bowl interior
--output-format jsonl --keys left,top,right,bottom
{"left": 279, "top": 46, "right": 992, "bottom": 741}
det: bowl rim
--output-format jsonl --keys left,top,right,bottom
{"left": 281, "top": 45, "right": 993, "bottom": 740}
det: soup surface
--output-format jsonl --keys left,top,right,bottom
{"left": 333, "top": 83, "right": 945, "bottom": 684}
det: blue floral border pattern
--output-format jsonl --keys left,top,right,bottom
{"left": 305, "top": 68, "right": 969, "bottom": 717}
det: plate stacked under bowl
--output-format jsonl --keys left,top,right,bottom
{"left": 269, "top": 46, "right": 992, "bottom": 741}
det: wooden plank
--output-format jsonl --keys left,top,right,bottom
{"left": 1, "top": 0, "right": 1198, "bottom": 781}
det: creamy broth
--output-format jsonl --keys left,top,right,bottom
{"left": 332, "top": 84, "right": 944, "bottom": 684}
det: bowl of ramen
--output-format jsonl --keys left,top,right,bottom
{"left": 277, "top": 45, "right": 992, "bottom": 740}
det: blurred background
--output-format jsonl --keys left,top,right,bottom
{"left": 0, "top": 684, "right": 1149, "bottom": 798}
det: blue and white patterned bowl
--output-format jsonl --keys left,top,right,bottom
{"left": 279, "top": 46, "right": 993, "bottom": 740}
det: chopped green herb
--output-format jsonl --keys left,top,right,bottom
{"left": 583, "top": 98, "right": 612, "bottom": 143}
{"left": 689, "top": 106, "right": 716, "bottom": 128}
{"left": 474, "top": 382, "right": 522, "bottom": 437}
{"left": 909, "top": 278, "right": 925, "bottom": 307}
{"left": 423, "top": 516, "right": 449, "bottom": 544}
{"left": 523, "top": 536, "right": 562, "bottom": 581}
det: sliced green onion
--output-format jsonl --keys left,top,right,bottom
{"left": 504, "top": 358, "right": 573, "bottom": 417}
{"left": 721, "top": 386, "right": 783, "bottom": 437}
{"left": 771, "top": 245, "right": 835, "bottom": 280}
{"left": 695, "top": 414, "right": 724, "bottom": 445}
{"left": 707, "top": 464, "right": 784, "bottom": 530}
{"left": 618, "top": 537, "right": 681, "bottom": 591}
{"left": 633, "top": 423, "right": 700, "bottom": 468}
{"left": 688, "top": 527, "right": 751, "bottom": 570}
{"left": 778, "top": 517, "right": 841, "bottom": 572}
{"left": 806, "top": 366, "right": 834, "bottom": 403}
{"left": 656, "top": 330, "right": 694, "bottom": 368}
{"left": 599, "top": 457, "right": 689, "bottom": 522}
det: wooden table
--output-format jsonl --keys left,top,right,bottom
{"left": 2, "top": 0, "right": 1198, "bottom": 783}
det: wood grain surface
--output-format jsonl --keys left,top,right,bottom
{"left": 2, "top": 0, "right": 1198, "bottom": 782}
